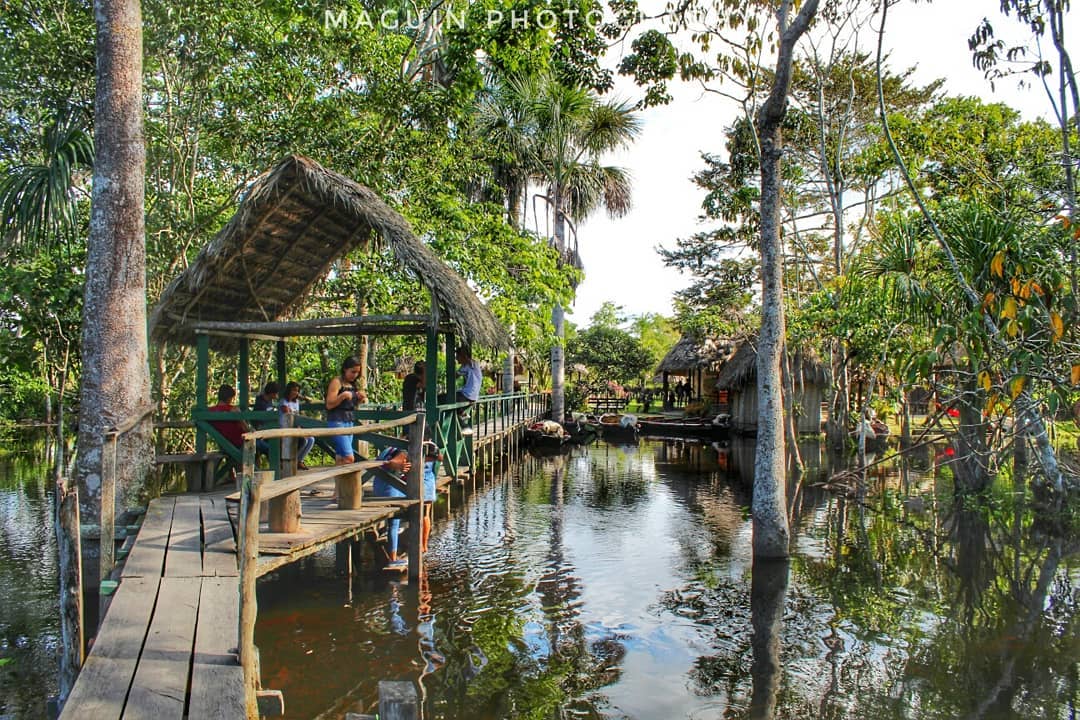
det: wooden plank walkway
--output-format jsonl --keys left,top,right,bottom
{"left": 60, "top": 495, "right": 243, "bottom": 719}
{"left": 61, "top": 401, "right": 542, "bottom": 719}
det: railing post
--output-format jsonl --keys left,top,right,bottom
{"left": 407, "top": 412, "right": 425, "bottom": 581}
{"left": 238, "top": 437, "right": 261, "bottom": 719}
{"left": 99, "top": 432, "right": 117, "bottom": 592}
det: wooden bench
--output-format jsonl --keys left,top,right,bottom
{"left": 225, "top": 461, "right": 383, "bottom": 533}
{"left": 155, "top": 452, "right": 225, "bottom": 492}
{"left": 588, "top": 396, "right": 629, "bottom": 414}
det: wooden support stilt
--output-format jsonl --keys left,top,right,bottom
{"left": 99, "top": 433, "right": 117, "bottom": 592}
{"left": 379, "top": 680, "right": 419, "bottom": 720}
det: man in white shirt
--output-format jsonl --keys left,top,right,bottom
{"left": 455, "top": 346, "right": 482, "bottom": 430}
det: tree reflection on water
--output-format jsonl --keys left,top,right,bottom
{"left": 248, "top": 438, "right": 1075, "bottom": 720}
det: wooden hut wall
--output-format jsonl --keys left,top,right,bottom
{"left": 728, "top": 382, "right": 823, "bottom": 435}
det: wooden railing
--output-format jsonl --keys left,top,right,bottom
{"left": 237, "top": 412, "right": 426, "bottom": 718}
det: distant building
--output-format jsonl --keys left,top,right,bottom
{"left": 713, "top": 339, "right": 828, "bottom": 435}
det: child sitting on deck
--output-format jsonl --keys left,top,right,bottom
{"left": 370, "top": 444, "right": 439, "bottom": 568}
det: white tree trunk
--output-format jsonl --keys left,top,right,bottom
{"left": 77, "top": 0, "right": 152, "bottom": 524}
{"left": 752, "top": 0, "right": 819, "bottom": 559}
{"left": 551, "top": 303, "right": 565, "bottom": 421}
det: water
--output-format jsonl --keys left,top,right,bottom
{"left": 254, "top": 439, "right": 1079, "bottom": 719}
{"left": 0, "top": 449, "right": 60, "bottom": 719}
{"left": 0, "top": 439, "right": 1076, "bottom": 718}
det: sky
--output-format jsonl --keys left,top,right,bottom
{"left": 564, "top": 0, "right": 1071, "bottom": 326}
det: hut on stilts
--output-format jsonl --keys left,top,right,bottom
{"left": 713, "top": 338, "right": 828, "bottom": 435}
{"left": 655, "top": 335, "right": 733, "bottom": 409}
{"left": 150, "top": 154, "right": 511, "bottom": 479}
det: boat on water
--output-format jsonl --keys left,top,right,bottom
{"left": 598, "top": 413, "right": 640, "bottom": 442}
{"left": 637, "top": 414, "right": 731, "bottom": 440}
{"left": 525, "top": 420, "right": 571, "bottom": 448}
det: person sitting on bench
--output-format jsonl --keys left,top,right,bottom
{"left": 370, "top": 447, "right": 411, "bottom": 569}
{"left": 209, "top": 384, "right": 269, "bottom": 459}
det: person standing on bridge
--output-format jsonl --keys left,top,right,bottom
{"left": 325, "top": 356, "right": 366, "bottom": 465}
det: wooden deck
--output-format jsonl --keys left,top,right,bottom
{"left": 60, "top": 475, "right": 453, "bottom": 719}
{"left": 59, "top": 494, "right": 245, "bottom": 720}
{"left": 61, "top": 400, "right": 542, "bottom": 719}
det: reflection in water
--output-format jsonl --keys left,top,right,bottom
{"left": 0, "top": 437, "right": 1075, "bottom": 719}
{"left": 750, "top": 558, "right": 789, "bottom": 720}
{"left": 0, "top": 446, "right": 61, "bottom": 719}
{"left": 248, "top": 438, "right": 1079, "bottom": 719}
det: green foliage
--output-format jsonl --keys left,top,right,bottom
{"left": 566, "top": 324, "right": 653, "bottom": 386}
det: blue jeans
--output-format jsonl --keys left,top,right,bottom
{"left": 373, "top": 474, "right": 407, "bottom": 553}
{"left": 326, "top": 420, "right": 354, "bottom": 459}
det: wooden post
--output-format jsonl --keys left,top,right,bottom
{"left": 279, "top": 412, "right": 297, "bottom": 478}
{"left": 238, "top": 437, "right": 261, "bottom": 719}
{"left": 336, "top": 470, "right": 363, "bottom": 510}
{"left": 55, "top": 475, "right": 83, "bottom": 706}
{"left": 378, "top": 680, "right": 419, "bottom": 720}
{"left": 275, "top": 339, "right": 287, "bottom": 392}
{"left": 238, "top": 338, "right": 250, "bottom": 410}
{"left": 407, "top": 412, "right": 425, "bottom": 581}
{"left": 195, "top": 333, "right": 210, "bottom": 453}
{"left": 99, "top": 432, "right": 117, "bottom": 591}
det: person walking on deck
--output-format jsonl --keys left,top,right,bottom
{"left": 325, "top": 356, "right": 365, "bottom": 465}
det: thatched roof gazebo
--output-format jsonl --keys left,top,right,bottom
{"left": 655, "top": 335, "right": 733, "bottom": 407}
{"left": 150, "top": 154, "right": 509, "bottom": 352}
{"left": 149, "top": 155, "right": 510, "bottom": 470}
{"left": 714, "top": 339, "right": 829, "bottom": 435}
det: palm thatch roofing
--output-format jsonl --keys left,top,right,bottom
{"left": 656, "top": 335, "right": 733, "bottom": 374}
{"left": 150, "top": 155, "right": 509, "bottom": 352}
{"left": 714, "top": 339, "right": 829, "bottom": 389}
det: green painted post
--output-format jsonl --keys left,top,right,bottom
{"left": 444, "top": 334, "right": 459, "bottom": 475}
{"left": 425, "top": 329, "right": 439, "bottom": 426}
{"left": 196, "top": 333, "right": 209, "bottom": 453}
{"left": 276, "top": 339, "right": 287, "bottom": 390}
{"left": 238, "top": 338, "right": 250, "bottom": 409}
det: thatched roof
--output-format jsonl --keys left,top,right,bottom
{"left": 150, "top": 155, "right": 509, "bottom": 352}
{"left": 656, "top": 335, "right": 733, "bottom": 374}
{"left": 714, "top": 339, "right": 829, "bottom": 389}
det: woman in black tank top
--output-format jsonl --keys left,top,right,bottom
{"left": 325, "top": 356, "right": 366, "bottom": 463}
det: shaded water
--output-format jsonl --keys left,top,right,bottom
{"left": 256, "top": 439, "right": 1078, "bottom": 720}
{"left": 0, "top": 439, "right": 1076, "bottom": 718}
{"left": 0, "top": 450, "right": 60, "bottom": 718}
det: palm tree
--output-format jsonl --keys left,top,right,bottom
{"left": 479, "top": 73, "right": 640, "bottom": 420}
{"left": 0, "top": 105, "right": 93, "bottom": 257}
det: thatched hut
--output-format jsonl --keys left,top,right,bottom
{"left": 150, "top": 154, "right": 509, "bottom": 471}
{"left": 655, "top": 335, "right": 733, "bottom": 407}
{"left": 713, "top": 339, "right": 828, "bottom": 435}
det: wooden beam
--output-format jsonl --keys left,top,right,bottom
{"left": 407, "top": 412, "right": 425, "bottom": 581}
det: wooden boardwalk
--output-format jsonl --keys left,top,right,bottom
{"left": 61, "top": 402, "right": 541, "bottom": 719}
{"left": 59, "top": 494, "right": 245, "bottom": 719}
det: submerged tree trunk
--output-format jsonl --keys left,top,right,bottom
{"left": 550, "top": 190, "right": 567, "bottom": 422}
{"left": 752, "top": 0, "right": 819, "bottom": 558}
{"left": 782, "top": 348, "right": 803, "bottom": 472}
{"left": 826, "top": 341, "right": 850, "bottom": 450}
{"left": 77, "top": 0, "right": 152, "bottom": 525}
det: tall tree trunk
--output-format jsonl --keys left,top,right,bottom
{"left": 550, "top": 189, "right": 567, "bottom": 422}
{"left": 752, "top": 0, "right": 819, "bottom": 559}
{"left": 782, "top": 348, "right": 803, "bottom": 472}
{"left": 826, "top": 341, "right": 850, "bottom": 450}
{"left": 77, "top": 0, "right": 152, "bottom": 526}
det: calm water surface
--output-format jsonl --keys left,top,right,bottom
{"left": 0, "top": 439, "right": 1076, "bottom": 719}
{"left": 0, "top": 450, "right": 60, "bottom": 719}
{"left": 255, "top": 439, "right": 1079, "bottom": 720}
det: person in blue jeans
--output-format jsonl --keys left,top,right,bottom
{"left": 325, "top": 356, "right": 366, "bottom": 464}
{"left": 372, "top": 444, "right": 439, "bottom": 567}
